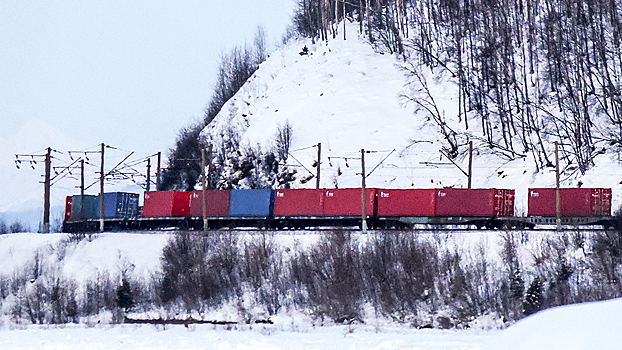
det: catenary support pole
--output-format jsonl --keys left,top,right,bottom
{"left": 43, "top": 147, "right": 51, "bottom": 233}
{"left": 361, "top": 148, "right": 367, "bottom": 234}
{"left": 468, "top": 140, "right": 473, "bottom": 189}
{"left": 555, "top": 141, "right": 562, "bottom": 231}
{"left": 201, "top": 148, "right": 207, "bottom": 232}
{"left": 80, "top": 159, "right": 85, "bottom": 197}
{"left": 146, "top": 158, "right": 151, "bottom": 192}
{"left": 316, "top": 142, "right": 321, "bottom": 189}
{"left": 99, "top": 143, "right": 105, "bottom": 232}
{"left": 156, "top": 152, "right": 161, "bottom": 191}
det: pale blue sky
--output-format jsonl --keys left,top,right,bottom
{"left": 1, "top": 0, "right": 296, "bottom": 158}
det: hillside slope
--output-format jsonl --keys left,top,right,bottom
{"left": 203, "top": 23, "right": 622, "bottom": 213}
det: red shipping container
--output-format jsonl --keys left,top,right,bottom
{"left": 64, "top": 196, "right": 72, "bottom": 221}
{"left": 143, "top": 191, "right": 191, "bottom": 217}
{"left": 528, "top": 188, "right": 611, "bottom": 217}
{"left": 189, "top": 190, "right": 231, "bottom": 217}
{"left": 435, "top": 188, "right": 515, "bottom": 217}
{"left": 377, "top": 189, "right": 437, "bottom": 217}
{"left": 274, "top": 189, "right": 324, "bottom": 216}
{"left": 323, "top": 188, "right": 378, "bottom": 216}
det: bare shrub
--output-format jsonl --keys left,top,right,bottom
{"left": 361, "top": 231, "right": 437, "bottom": 321}
{"left": 82, "top": 272, "right": 116, "bottom": 316}
{"left": 497, "top": 232, "right": 525, "bottom": 321}
{"left": 157, "top": 231, "right": 241, "bottom": 309}
{"left": 291, "top": 229, "right": 363, "bottom": 323}
{"left": 240, "top": 233, "right": 287, "bottom": 315}
{"left": 0, "top": 219, "right": 7, "bottom": 234}
{"left": 158, "top": 232, "right": 208, "bottom": 306}
{"left": 589, "top": 229, "right": 622, "bottom": 298}
{"left": 9, "top": 221, "right": 28, "bottom": 233}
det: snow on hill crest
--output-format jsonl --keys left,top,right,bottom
{"left": 204, "top": 23, "right": 622, "bottom": 213}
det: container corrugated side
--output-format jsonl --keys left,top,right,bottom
{"left": 229, "top": 189, "right": 274, "bottom": 217}
{"left": 528, "top": 188, "right": 611, "bottom": 217}
{"left": 322, "top": 188, "right": 378, "bottom": 217}
{"left": 70, "top": 195, "right": 99, "bottom": 220}
{"left": 64, "top": 196, "right": 72, "bottom": 221}
{"left": 377, "top": 189, "right": 437, "bottom": 217}
{"left": 435, "top": 188, "right": 513, "bottom": 217}
{"left": 98, "top": 192, "right": 139, "bottom": 218}
{"left": 274, "top": 189, "right": 324, "bottom": 216}
{"left": 143, "top": 191, "right": 191, "bottom": 217}
{"left": 189, "top": 190, "right": 231, "bottom": 217}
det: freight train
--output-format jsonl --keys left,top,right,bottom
{"left": 62, "top": 187, "right": 617, "bottom": 232}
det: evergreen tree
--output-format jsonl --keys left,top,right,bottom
{"left": 116, "top": 279, "right": 134, "bottom": 311}
{"left": 523, "top": 276, "right": 544, "bottom": 316}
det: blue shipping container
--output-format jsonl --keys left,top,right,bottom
{"left": 98, "top": 192, "right": 140, "bottom": 219}
{"left": 70, "top": 195, "right": 99, "bottom": 220}
{"left": 229, "top": 189, "right": 274, "bottom": 217}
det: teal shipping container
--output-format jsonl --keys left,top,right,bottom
{"left": 70, "top": 195, "right": 99, "bottom": 220}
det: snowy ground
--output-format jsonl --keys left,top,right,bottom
{"left": 0, "top": 322, "right": 491, "bottom": 350}
{"left": 1, "top": 232, "right": 621, "bottom": 349}
{"left": 1, "top": 298, "right": 621, "bottom": 349}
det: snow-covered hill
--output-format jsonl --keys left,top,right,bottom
{"left": 204, "top": 22, "right": 622, "bottom": 214}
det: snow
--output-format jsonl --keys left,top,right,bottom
{"left": 2, "top": 17, "right": 622, "bottom": 350}
{"left": 0, "top": 322, "right": 491, "bottom": 350}
{"left": 0, "top": 232, "right": 171, "bottom": 287}
{"left": 1, "top": 298, "right": 622, "bottom": 349}
{"left": 482, "top": 298, "right": 622, "bottom": 350}
{"left": 204, "top": 22, "right": 622, "bottom": 214}
{"left": 1, "top": 230, "right": 621, "bottom": 348}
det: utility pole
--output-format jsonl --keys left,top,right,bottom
{"left": 99, "top": 143, "right": 105, "bottom": 232}
{"left": 316, "top": 142, "right": 322, "bottom": 189}
{"left": 156, "top": 152, "right": 161, "bottom": 191}
{"left": 146, "top": 158, "right": 151, "bottom": 192}
{"left": 361, "top": 148, "right": 367, "bottom": 234}
{"left": 201, "top": 148, "right": 208, "bottom": 232}
{"left": 43, "top": 147, "right": 51, "bottom": 233}
{"left": 555, "top": 141, "right": 562, "bottom": 231}
{"left": 468, "top": 140, "right": 473, "bottom": 189}
{"left": 80, "top": 159, "right": 85, "bottom": 197}
{"left": 15, "top": 149, "right": 51, "bottom": 232}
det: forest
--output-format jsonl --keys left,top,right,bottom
{"left": 295, "top": 0, "right": 622, "bottom": 174}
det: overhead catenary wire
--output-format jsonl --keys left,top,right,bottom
{"left": 366, "top": 149, "right": 395, "bottom": 177}
{"left": 287, "top": 152, "right": 314, "bottom": 175}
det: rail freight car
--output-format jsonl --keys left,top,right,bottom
{"left": 272, "top": 188, "right": 378, "bottom": 229}
{"left": 63, "top": 187, "right": 617, "bottom": 232}
{"left": 527, "top": 188, "right": 612, "bottom": 226}
{"left": 63, "top": 192, "right": 141, "bottom": 232}
{"left": 375, "top": 188, "right": 520, "bottom": 229}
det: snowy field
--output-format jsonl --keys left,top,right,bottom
{"left": 1, "top": 297, "right": 621, "bottom": 349}
{"left": 1, "top": 232, "right": 621, "bottom": 349}
{"left": 0, "top": 322, "right": 491, "bottom": 350}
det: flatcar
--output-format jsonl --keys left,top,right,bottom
{"left": 62, "top": 187, "right": 616, "bottom": 232}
